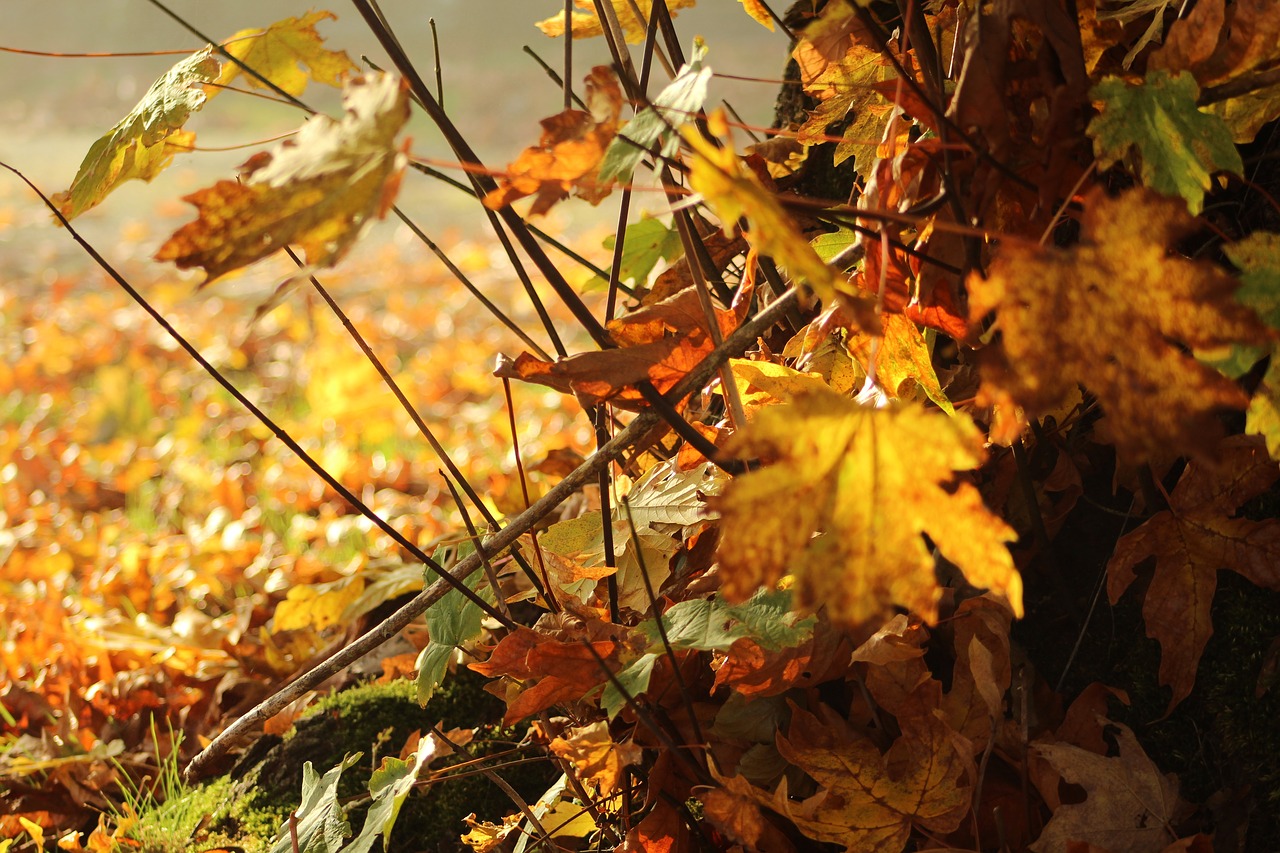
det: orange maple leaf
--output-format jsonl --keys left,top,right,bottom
{"left": 535, "top": 0, "right": 696, "bottom": 43}
{"left": 483, "top": 67, "right": 621, "bottom": 216}
{"left": 968, "top": 187, "right": 1270, "bottom": 460}
{"left": 496, "top": 283, "right": 746, "bottom": 410}
{"left": 155, "top": 72, "right": 410, "bottom": 283}
{"left": 1107, "top": 434, "right": 1280, "bottom": 712}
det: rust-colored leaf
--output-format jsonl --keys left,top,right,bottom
{"left": 155, "top": 72, "right": 409, "bottom": 283}
{"left": 483, "top": 66, "right": 621, "bottom": 216}
{"left": 1107, "top": 434, "right": 1280, "bottom": 712}
{"left": 968, "top": 187, "right": 1270, "bottom": 460}
{"left": 496, "top": 284, "right": 744, "bottom": 409}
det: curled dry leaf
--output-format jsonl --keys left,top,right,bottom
{"left": 496, "top": 283, "right": 747, "bottom": 410}
{"left": 54, "top": 48, "right": 219, "bottom": 220}
{"left": 155, "top": 72, "right": 410, "bottom": 283}
{"left": 714, "top": 386, "right": 1021, "bottom": 628}
{"left": 968, "top": 187, "right": 1270, "bottom": 461}
{"left": 549, "top": 720, "right": 642, "bottom": 795}
{"left": 483, "top": 66, "right": 622, "bottom": 216}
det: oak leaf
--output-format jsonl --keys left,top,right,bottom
{"left": 217, "top": 11, "right": 358, "bottom": 98}
{"left": 968, "top": 187, "right": 1270, "bottom": 462}
{"left": 483, "top": 67, "right": 622, "bottom": 215}
{"left": 714, "top": 387, "right": 1021, "bottom": 628}
{"left": 155, "top": 72, "right": 409, "bottom": 283}
{"left": 1031, "top": 720, "right": 1185, "bottom": 853}
{"left": 1107, "top": 434, "right": 1280, "bottom": 712}
{"left": 732, "top": 702, "right": 970, "bottom": 852}
{"left": 536, "top": 0, "right": 696, "bottom": 43}
{"left": 1088, "top": 70, "right": 1242, "bottom": 213}
{"left": 54, "top": 48, "right": 219, "bottom": 220}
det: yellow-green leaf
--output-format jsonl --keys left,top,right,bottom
{"left": 1089, "top": 70, "right": 1243, "bottom": 214}
{"left": 53, "top": 48, "right": 219, "bottom": 220}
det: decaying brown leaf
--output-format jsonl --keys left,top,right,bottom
{"left": 1032, "top": 720, "right": 1186, "bottom": 853}
{"left": 969, "top": 187, "right": 1270, "bottom": 460}
{"left": 1107, "top": 434, "right": 1280, "bottom": 712}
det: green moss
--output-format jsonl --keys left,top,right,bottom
{"left": 127, "top": 776, "right": 247, "bottom": 853}
{"left": 214, "top": 673, "right": 557, "bottom": 852}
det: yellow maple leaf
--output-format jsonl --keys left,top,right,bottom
{"left": 720, "top": 702, "right": 971, "bottom": 852}
{"left": 53, "top": 48, "right": 219, "bottom": 220}
{"left": 155, "top": 72, "right": 409, "bottom": 283}
{"left": 536, "top": 0, "right": 696, "bottom": 42}
{"left": 714, "top": 386, "right": 1021, "bottom": 627}
{"left": 968, "top": 187, "right": 1271, "bottom": 461}
{"left": 738, "top": 0, "right": 774, "bottom": 30}
{"left": 217, "top": 11, "right": 358, "bottom": 98}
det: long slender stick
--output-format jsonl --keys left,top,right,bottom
{"left": 1, "top": 162, "right": 514, "bottom": 631}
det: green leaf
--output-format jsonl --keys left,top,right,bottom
{"left": 599, "top": 39, "right": 711, "bottom": 183}
{"left": 1089, "top": 70, "right": 1243, "bottom": 214}
{"left": 595, "top": 217, "right": 685, "bottom": 289}
{"left": 269, "top": 753, "right": 361, "bottom": 853}
{"left": 648, "top": 589, "right": 815, "bottom": 653}
{"left": 415, "top": 544, "right": 490, "bottom": 704}
{"left": 601, "top": 651, "right": 658, "bottom": 719}
{"left": 345, "top": 737, "right": 441, "bottom": 853}
{"left": 810, "top": 228, "right": 859, "bottom": 264}
{"left": 54, "top": 48, "right": 219, "bottom": 220}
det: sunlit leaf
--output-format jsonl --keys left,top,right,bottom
{"left": 548, "top": 720, "right": 642, "bottom": 795}
{"left": 535, "top": 0, "right": 696, "bottom": 42}
{"left": 268, "top": 753, "right": 360, "bottom": 853}
{"left": 53, "top": 48, "right": 219, "bottom": 220}
{"left": 155, "top": 72, "right": 410, "bottom": 283}
{"left": 344, "top": 735, "right": 441, "bottom": 853}
{"left": 715, "top": 386, "right": 1021, "bottom": 627}
{"left": 599, "top": 40, "right": 711, "bottom": 184}
{"left": 217, "top": 11, "right": 358, "bottom": 98}
{"left": 416, "top": 547, "right": 490, "bottom": 704}
{"left": 484, "top": 66, "right": 622, "bottom": 215}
